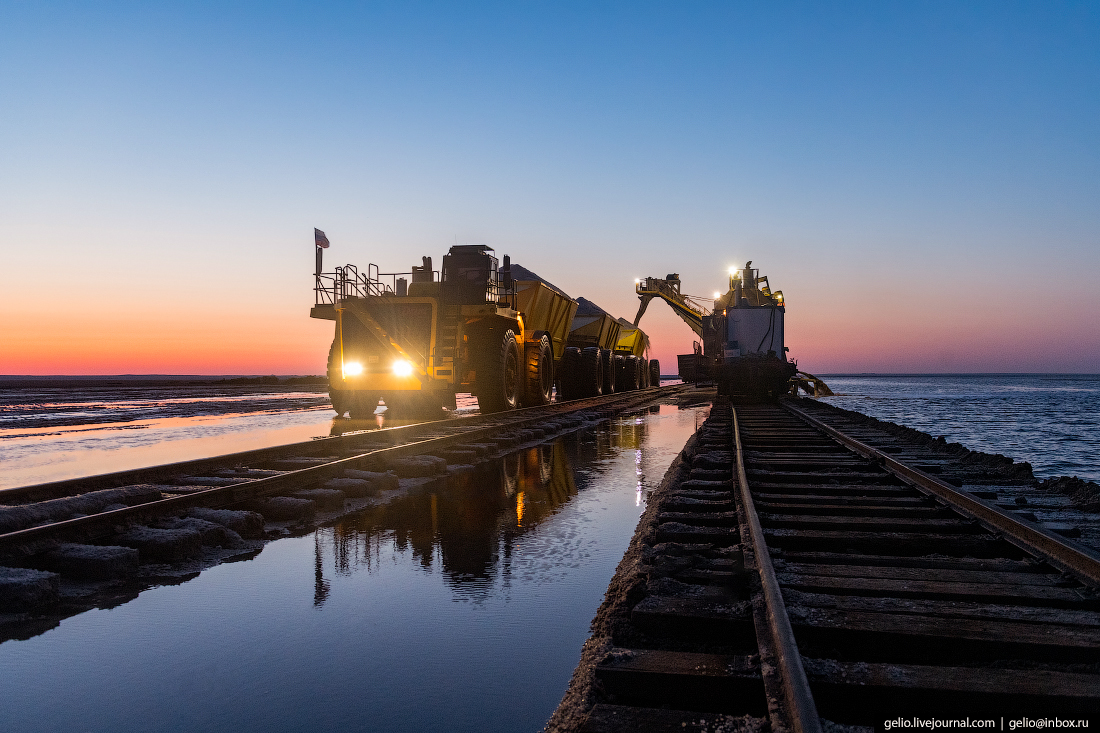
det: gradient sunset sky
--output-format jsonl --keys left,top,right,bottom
{"left": 2, "top": 2, "right": 1098, "bottom": 375}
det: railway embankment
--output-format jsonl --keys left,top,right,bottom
{"left": 547, "top": 397, "right": 1100, "bottom": 731}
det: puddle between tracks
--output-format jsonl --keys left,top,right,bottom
{"left": 0, "top": 401, "right": 710, "bottom": 733}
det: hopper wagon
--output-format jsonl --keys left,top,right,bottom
{"left": 508, "top": 271, "right": 658, "bottom": 400}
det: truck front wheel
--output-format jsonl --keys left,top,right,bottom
{"left": 477, "top": 330, "right": 520, "bottom": 413}
{"left": 327, "top": 339, "right": 351, "bottom": 416}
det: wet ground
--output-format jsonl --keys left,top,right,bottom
{"left": 0, "top": 398, "right": 710, "bottom": 733}
{"left": 0, "top": 381, "right": 484, "bottom": 490}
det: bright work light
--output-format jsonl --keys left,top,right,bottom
{"left": 343, "top": 361, "right": 364, "bottom": 377}
{"left": 392, "top": 360, "right": 414, "bottom": 377}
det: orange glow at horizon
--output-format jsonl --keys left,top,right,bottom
{"left": 1, "top": 312, "right": 335, "bottom": 375}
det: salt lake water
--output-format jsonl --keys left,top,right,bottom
{"left": 819, "top": 374, "right": 1100, "bottom": 483}
{"left": 0, "top": 379, "right": 485, "bottom": 490}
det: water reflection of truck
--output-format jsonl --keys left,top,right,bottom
{"left": 313, "top": 243, "right": 658, "bottom": 418}
{"left": 322, "top": 438, "right": 580, "bottom": 587}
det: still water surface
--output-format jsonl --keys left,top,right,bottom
{"left": 0, "top": 383, "right": 492, "bottom": 489}
{"left": 0, "top": 383, "right": 334, "bottom": 489}
{"left": 0, "top": 402, "right": 709, "bottom": 732}
{"left": 821, "top": 374, "right": 1100, "bottom": 482}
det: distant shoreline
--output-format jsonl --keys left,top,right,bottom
{"left": 0, "top": 375, "right": 328, "bottom": 389}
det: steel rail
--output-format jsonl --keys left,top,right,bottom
{"left": 2, "top": 385, "right": 685, "bottom": 505}
{"left": 732, "top": 406, "right": 822, "bottom": 733}
{"left": 0, "top": 385, "right": 687, "bottom": 555}
{"left": 783, "top": 400, "right": 1100, "bottom": 588}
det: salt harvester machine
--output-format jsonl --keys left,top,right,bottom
{"left": 633, "top": 262, "right": 830, "bottom": 398}
{"left": 312, "top": 244, "right": 577, "bottom": 418}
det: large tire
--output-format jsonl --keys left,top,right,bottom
{"left": 580, "top": 347, "right": 603, "bottom": 397}
{"left": 476, "top": 329, "right": 521, "bottom": 413}
{"left": 600, "top": 348, "right": 616, "bottom": 395}
{"left": 327, "top": 338, "right": 352, "bottom": 416}
{"left": 559, "top": 348, "right": 582, "bottom": 400}
{"left": 620, "top": 355, "right": 639, "bottom": 391}
{"left": 523, "top": 335, "right": 554, "bottom": 407}
{"left": 636, "top": 357, "right": 648, "bottom": 389}
{"left": 629, "top": 354, "right": 642, "bottom": 387}
{"left": 649, "top": 359, "right": 661, "bottom": 387}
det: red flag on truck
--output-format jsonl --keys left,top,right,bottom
{"left": 315, "top": 228, "right": 330, "bottom": 249}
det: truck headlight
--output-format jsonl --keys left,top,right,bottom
{"left": 392, "top": 360, "right": 414, "bottom": 377}
{"left": 343, "top": 361, "right": 364, "bottom": 377}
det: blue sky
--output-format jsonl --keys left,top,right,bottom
{"left": 2, "top": 2, "right": 1098, "bottom": 373}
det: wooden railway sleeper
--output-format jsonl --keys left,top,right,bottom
{"left": 735, "top": 402, "right": 1100, "bottom": 721}
{"left": 783, "top": 401, "right": 1100, "bottom": 588}
{"left": 732, "top": 405, "right": 822, "bottom": 733}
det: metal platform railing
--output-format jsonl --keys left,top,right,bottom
{"left": 315, "top": 264, "right": 441, "bottom": 305}
{"left": 316, "top": 263, "right": 517, "bottom": 309}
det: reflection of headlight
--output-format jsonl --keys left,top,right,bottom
{"left": 392, "top": 360, "right": 414, "bottom": 377}
{"left": 343, "top": 361, "right": 364, "bottom": 377}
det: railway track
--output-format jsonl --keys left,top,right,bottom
{"left": 0, "top": 385, "right": 686, "bottom": 610}
{"left": 568, "top": 400, "right": 1100, "bottom": 731}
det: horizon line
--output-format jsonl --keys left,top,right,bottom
{"left": 2, "top": 372, "right": 1099, "bottom": 379}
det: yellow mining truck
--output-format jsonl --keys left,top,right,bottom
{"left": 311, "top": 244, "right": 577, "bottom": 418}
{"left": 613, "top": 319, "right": 659, "bottom": 390}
